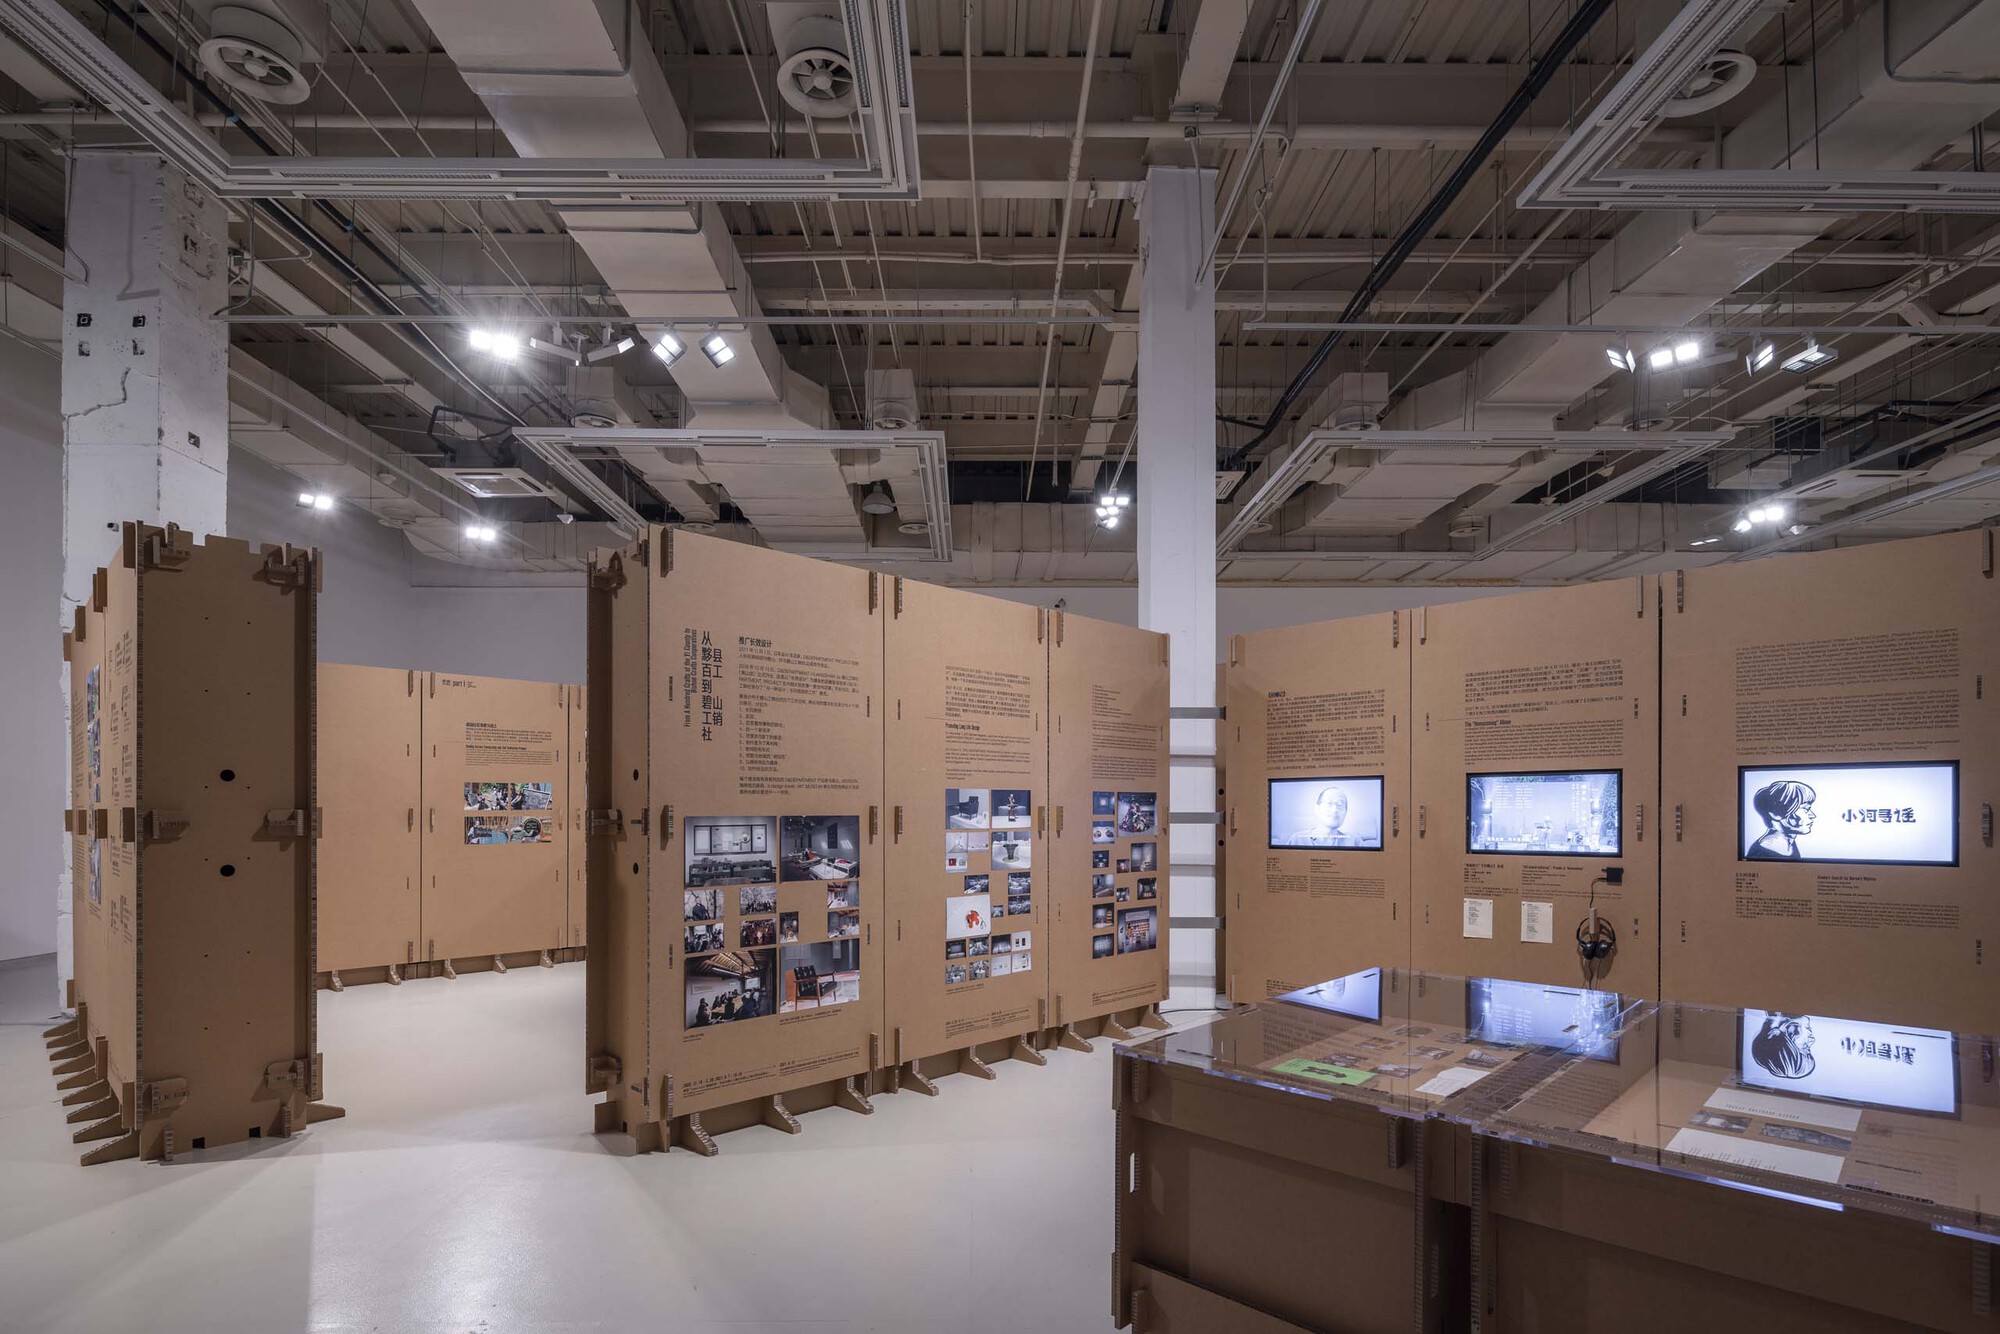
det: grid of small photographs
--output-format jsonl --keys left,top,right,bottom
{"left": 942, "top": 787, "right": 1034, "bottom": 986}
{"left": 462, "top": 779, "right": 556, "bottom": 845}
{"left": 1091, "top": 791, "right": 1160, "bottom": 960}
{"left": 683, "top": 813, "right": 863, "bottom": 1026}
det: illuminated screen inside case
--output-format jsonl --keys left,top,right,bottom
{"left": 1738, "top": 1010, "right": 1957, "bottom": 1115}
{"left": 1737, "top": 762, "right": 1958, "bottom": 866}
{"left": 1466, "top": 770, "right": 1621, "bottom": 857}
{"left": 1277, "top": 967, "right": 1384, "bottom": 1023}
{"left": 1268, "top": 777, "right": 1385, "bottom": 851}
{"left": 1466, "top": 978, "right": 1623, "bottom": 1061}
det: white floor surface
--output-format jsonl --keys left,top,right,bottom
{"left": 0, "top": 953, "right": 1150, "bottom": 1333}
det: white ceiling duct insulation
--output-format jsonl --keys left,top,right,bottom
{"left": 190, "top": 1, "right": 327, "bottom": 106}
{"left": 1521, "top": 0, "right": 2000, "bottom": 211}
{"left": 0, "top": 0, "right": 920, "bottom": 201}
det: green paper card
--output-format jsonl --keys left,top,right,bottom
{"left": 1270, "top": 1058, "right": 1375, "bottom": 1087}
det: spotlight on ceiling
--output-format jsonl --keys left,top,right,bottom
{"left": 1746, "top": 342, "right": 1776, "bottom": 375}
{"left": 653, "top": 332, "right": 686, "bottom": 366}
{"left": 587, "top": 334, "right": 639, "bottom": 363}
{"left": 295, "top": 491, "right": 333, "bottom": 511}
{"left": 860, "top": 481, "right": 897, "bottom": 515}
{"left": 1781, "top": 340, "right": 1837, "bottom": 374}
{"left": 528, "top": 336, "right": 581, "bottom": 366}
{"left": 1673, "top": 338, "right": 1701, "bottom": 365}
{"left": 467, "top": 328, "right": 519, "bottom": 360}
{"left": 1095, "top": 492, "right": 1130, "bottom": 529}
{"left": 702, "top": 332, "right": 736, "bottom": 367}
{"left": 1689, "top": 536, "right": 1721, "bottom": 547}
{"left": 463, "top": 523, "right": 497, "bottom": 542}
{"left": 1645, "top": 345, "right": 1675, "bottom": 372}
{"left": 1732, "top": 517, "right": 1754, "bottom": 533}
{"left": 1606, "top": 346, "right": 1635, "bottom": 372}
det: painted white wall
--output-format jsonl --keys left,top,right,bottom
{"left": 981, "top": 581, "right": 1512, "bottom": 649}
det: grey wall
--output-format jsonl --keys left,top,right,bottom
{"left": 981, "top": 582, "right": 1511, "bottom": 645}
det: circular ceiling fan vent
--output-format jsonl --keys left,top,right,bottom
{"left": 1661, "top": 50, "right": 1756, "bottom": 118}
{"left": 199, "top": 7, "right": 312, "bottom": 105}
{"left": 777, "top": 15, "right": 858, "bottom": 119}
{"left": 570, "top": 409, "right": 619, "bottom": 430}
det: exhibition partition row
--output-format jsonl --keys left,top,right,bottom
{"left": 317, "top": 666, "right": 583, "bottom": 986}
{"left": 585, "top": 529, "right": 1172, "bottom": 1154}
{"left": 1223, "top": 529, "right": 1997, "bottom": 1033}
{"left": 51, "top": 523, "right": 339, "bottom": 1163}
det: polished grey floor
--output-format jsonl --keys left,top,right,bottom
{"left": 0, "top": 953, "right": 1139, "bottom": 1333}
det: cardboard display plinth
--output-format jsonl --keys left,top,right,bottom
{"left": 53, "top": 522, "right": 340, "bottom": 1163}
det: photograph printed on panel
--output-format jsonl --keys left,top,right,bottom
{"left": 1116, "top": 906, "right": 1159, "bottom": 955}
{"left": 464, "top": 814, "right": 552, "bottom": 845}
{"left": 684, "top": 815, "right": 778, "bottom": 886}
{"left": 991, "top": 832, "right": 1032, "bottom": 869}
{"left": 464, "top": 781, "right": 554, "bottom": 811}
{"left": 684, "top": 888, "right": 722, "bottom": 921}
{"left": 780, "top": 814, "right": 862, "bottom": 881}
{"left": 990, "top": 788, "right": 1033, "bottom": 830}
{"left": 686, "top": 948, "right": 776, "bottom": 1027}
{"left": 1116, "top": 791, "right": 1158, "bottom": 835}
{"left": 779, "top": 939, "right": 861, "bottom": 1012}
{"left": 946, "top": 788, "right": 990, "bottom": 829}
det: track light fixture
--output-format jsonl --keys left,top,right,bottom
{"left": 1746, "top": 342, "right": 1775, "bottom": 374}
{"left": 653, "top": 332, "right": 686, "bottom": 365}
{"left": 463, "top": 523, "right": 497, "bottom": 542}
{"left": 1094, "top": 492, "right": 1130, "bottom": 529}
{"left": 1780, "top": 340, "right": 1837, "bottom": 374}
{"left": 295, "top": 491, "right": 333, "bottom": 511}
{"left": 702, "top": 331, "right": 736, "bottom": 367}
{"left": 528, "top": 335, "right": 581, "bottom": 366}
{"left": 467, "top": 328, "right": 520, "bottom": 360}
{"left": 588, "top": 334, "right": 639, "bottom": 363}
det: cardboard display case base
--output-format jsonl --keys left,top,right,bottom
{"left": 1038, "top": 1003, "right": 1170, "bottom": 1054}
{"left": 317, "top": 947, "right": 584, "bottom": 991}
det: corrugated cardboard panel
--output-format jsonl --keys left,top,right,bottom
{"left": 643, "top": 530, "right": 885, "bottom": 1119}
{"left": 566, "top": 683, "right": 587, "bottom": 951}
{"left": 587, "top": 544, "right": 650, "bottom": 1126}
{"left": 69, "top": 596, "right": 106, "bottom": 1028}
{"left": 883, "top": 576, "right": 1048, "bottom": 1064}
{"left": 1048, "top": 611, "right": 1170, "bottom": 1026}
{"left": 130, "top": 528, "right": 317, "bottom": 1152}
{"left": 1661, "top": 532, "right": 1997, "bottom": 1030}
{"left": 1410, "top": 580, "right": 1661, "bottom": 997}
{"left": 1222, "top": 613, "right": 1411, "bottom": 999}
{"left": 420, "top": 672, "right": 569, "bottom": 961}
{"left": 317, "top": 664, "right": 421, "bottom": 973}
{"left": 97, "top": 553, "right": 140, "bottom": 1100}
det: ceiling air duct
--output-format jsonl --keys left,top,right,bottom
{"left": 774, "top": 9, "right": 858, "bottom": 119}
{"left": 193, "top": 2, "right": 325, "bottom": 105}
{"left": 866, "top": 369, "right": 921, "bottom": 430}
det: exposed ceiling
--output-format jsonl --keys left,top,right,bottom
{"left": 2, "top": 0, "right": 1999, "bottom": 587}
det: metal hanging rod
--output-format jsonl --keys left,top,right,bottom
{"left": 218, "top": 312, "right": 1115, "bottom": 327}
{"left": 1241, "top": 320, "right": 2000, "bottom": 337}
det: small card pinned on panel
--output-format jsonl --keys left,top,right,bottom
{"left": 1462, "top": 897, "right": 1494, "bottom": 940}
{"left": 1520, "top": 901, "right": 1554, "bottom": 944}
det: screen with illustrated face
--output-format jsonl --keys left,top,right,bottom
{"left": 1737, "top": 763, "right": 1958, "bottom": 866}
{"left": 1277, "top": 967, "right": 1384, "bottom": 1023}
{"left": 1268, "top": 777, "right": 1385, "bottom": 851}
{"left": 1738, "top": 1010, "right": 1957, "bottom": 1115}
{"left": 1466, "top": 978, "right": 1624, "bottom": 1061}
{"left": 1466, "top": 770, "right": 1621, "bottom": 857}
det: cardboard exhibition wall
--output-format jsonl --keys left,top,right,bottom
{"left": 883, "top": 575, "right": 1050, "bottom": 1066}
{"left": 1046, "top": 609, "right": 1170, "bottom": 1031}
{"left": 1410, "top": 580, "right": 1661, "bottom": 996}
{"left": 1221, "top": 613, "right": 1411, "bottom": 1002}
{"left": 420, "top": 672, "right": 571, "bottom": 962}
{"left": 317, "top": 664, "right": 422, "bottom": 974}
{"left": 63, "top": 586, "right": 105, "bottom": 1050}
{"left": 589, "top": 531, "right": 886, "bottom": 1143}
{"left": 52, "top": 524, "right": 327, "bottom": 1162}
{"left": 565, "top": 683, "right": 587, "bottom": 952}
{"left": 1661, "top": 531, "right": 1998, "bottom": 1031}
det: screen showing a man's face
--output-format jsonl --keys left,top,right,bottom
{"left": 1268, "top": 777, "right": 1385, "bottom": 851}
{"left": 1314, "top": 789, "right": 1349, "bottom": 833}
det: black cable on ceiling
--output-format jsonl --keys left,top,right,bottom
{"left": 1217, "top": 0, "right": 1621, "bottom": 484}
{"left": 86, "top": 0, "right": 526, "bottom": 428}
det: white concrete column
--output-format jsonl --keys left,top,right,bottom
{"left": 1134, "top": 165, "right": 1220, "bottom": 1000}
{"left": 56, "top": 152, "right": 230, "bottom": 998}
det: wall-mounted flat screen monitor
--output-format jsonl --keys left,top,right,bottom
{"left": 1466, "top": 978, "right": 1623, "bottom": 1062}
{"left": 1737, "top": 762, "right": 1958, "bottom": 866}
{"left": 1276, "top": 967, "right": 1383, "bottom": 1023}
{"left": 1738, "top": 1010, "right": 1957, "bottom": 1116}
{"left": 1268, "top": 776, "right": 1385, "bottom": 851}
{"left": 1467, "top": 770, "right": 1621, "bottom": 857}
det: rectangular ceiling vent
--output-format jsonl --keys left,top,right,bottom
{"left": 436, "top": 467, "right": 561, "bottom": 500}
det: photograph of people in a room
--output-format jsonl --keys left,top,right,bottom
{"left": 778, "top": 912, "right": 800, "bottom": 943}
{"left": 948, "top": 894, "right": 993, "bottom": 940}
{"left": 1092, "top": 873, "right": 1114, "bottom": 898}
{"left": 684, "top": 888, "right": 722, "bottom": 921}
{"left": 1137, "top": 876, "right": 1158, "bottom": 900}
{"left": 1092, "top": 934, "right": 1114, "bottom": 959}
{"left": 463, "top": 780, "right": 554, "bottom": 811}
{"left": 778, "top": 939, "right": 860, "bottom": 1012}
{"left": 739, "top": 916, "right": 778, "bottom": 948}
{"left": 967, "top": 936, "right": 989, "bottom": 956}
{"left": 1115, "top": 886, "right": 1130, "bottom": 902}
{"left": 946, "top": 788, "right": 989, "bottom": 829}
{"left": 991, "top": 834, "right": 1031, "bottom": 869}
{"left": 991, "top": 788, "right": 1032, "bottom": 829}
{"left": 1006, "top": 871, "right": 1031, "bottom": 915}
{"left": 963, "top": 873, "right": 990, "bottom": 895}
{"left": 991, "top": 933, "right": 1013, "bottom": 954}
{"left": 686, "top": 948, "right": 776, "bottom": 1027}
{"left": 828, "top": 909, "right": 860, "bottom": 938}
{"left": 1117, "top": 791, "right": 1158, "bottom": 834}
{"left": 1117, "top": 905, "right": 1159, "bottom": 954}
{"left": 684, "top": 922, "right": 725, "bottom": 955}
{"left": 1091, "top": 820, "right": 1116, "bottom": 844}
{"left": 1093, "top": 790, "right": 1116, "bottom": 816}
{"left": 464, "top": 814, "right": 551, "bottom": 844}
{"left": 739, "top": 884, "right": 779, "bottom": 915}
{"left": 826, "top": 882, "right": 858, "bottom": 910}
{"left": 684, "top": 815, "right": 777, "bottom": 885}
{"left": 1092, "top": 849, "right": 1110, "bottom": 868}
{"left": 945, "top": 963, "right": 968, "bottom": 985}
{"left": 968, "top": 959, "right": 990, "bottom": 981}
{"left": 1130, "top": 841, "right": 1158, "bottom": 872}
{"left": 1093, "top": 904, "right": 1114, "bottom": 929}
{"left": 780, "top": 814, "right": 861, "bottom": 881}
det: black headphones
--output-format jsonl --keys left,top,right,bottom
{"left": 1575, "top": 909, "right": 1617, "bottom": 979}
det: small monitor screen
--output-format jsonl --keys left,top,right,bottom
{"left": 1467, "top": 770, "right": 1621, "bottom": 857}
{"left": 1276, "top": 967, "right": 1384, "bottom": 1023}
{"left": 1737, "top": 762, "right": 1958, "bottom": 866}
{"left": 1268, "top": 777, "right": 1385, "bottom": 851}
{"left": 1738, "top": 1010, "right": 1957, "bottom": 1115}
{"left": 1466, "top": 978, "right": 1623, "bottom": 1061}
